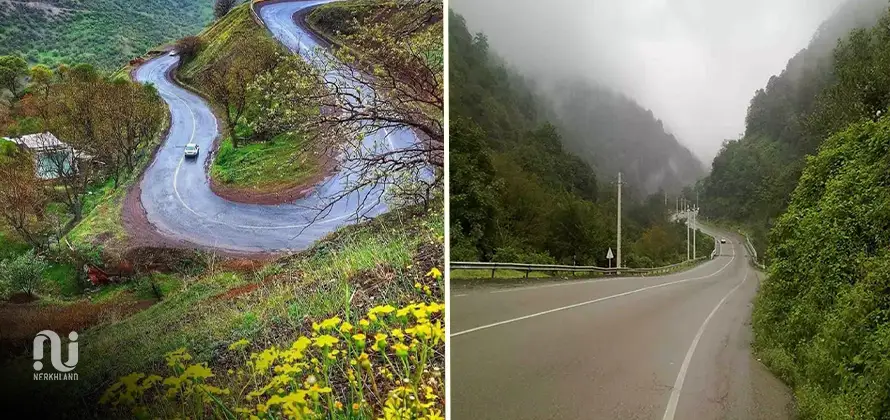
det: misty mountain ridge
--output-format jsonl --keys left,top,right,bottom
{"left": 538, "top": 79, "right": 704, "bottom": 195}
{"left": 454, "top": 31, "right": 704, "bottom": 195}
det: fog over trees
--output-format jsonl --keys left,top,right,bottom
{"left": 451, "top": 0, "right": 848, "bottom": 165}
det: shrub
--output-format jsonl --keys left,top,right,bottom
{"left": 175, "top": 36, "right": 203, "bottom": 61}
{"left": 0, "top": 250, "right": 49, "bottom": 298}
{"left": 753, "top": 116, "right": 890, "bottom": 417}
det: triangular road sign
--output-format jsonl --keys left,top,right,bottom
{"left": 606, "top": 248, "right": 614, "bottom": 259}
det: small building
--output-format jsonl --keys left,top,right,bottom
{"left": 2, "top": 132, "right": 79, "bottom": 180}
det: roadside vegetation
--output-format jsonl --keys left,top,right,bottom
{"left": 0, "top": 59, "right": 168, "bottom": 301}
{"left": 1, "top": 208, "right": 444, "bottom": 418}
{"left": 450, "top": 12, "right": 709, "bottom": 270}
{"left": 754, "top": 116, "right": 890, "bottom": 419}
{"left": 687, "top": 1, "right": 890, "bottom": 417}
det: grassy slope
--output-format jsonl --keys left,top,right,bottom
{"left": 210, "top": 133, "right": 322, "bottom": 191}
{"left": 180, "top": 4, "right": 324, "bottom": 193}
{"left": 1, "top": 207, "right": 444, "bottom": 416}
{"left": 0, "top": 0, "right": 212, "bottom": 70}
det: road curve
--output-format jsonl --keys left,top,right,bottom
{"left": 132, "top": 0, "right": 416, "bottom": 253}
{"left": 451, "top": 225, "right": 793, "bottom": 419}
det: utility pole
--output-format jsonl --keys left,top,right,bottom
{"left": 692, "top": 207, "right": 696, "bottom": 260}
{"left": 685, "top": 199, "right": 690, "bottom": 261}
{"left": 617, "top": 172, "right": 623, "bottom": 269}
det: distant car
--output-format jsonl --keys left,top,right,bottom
{"left": 720, "top": 238, "right": 727, "bottom": 244}
{"left": 184, "top": 143, "right": 199, "bottom": 158}
{"left": 169, "top": 50, "right": 178, "bottom": 56}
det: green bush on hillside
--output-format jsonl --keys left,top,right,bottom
{"left": 0, "top": 250, "right": 48, "bottom": 298}
{"left": 754, "top": 116, "right": 890, "bottom": 418}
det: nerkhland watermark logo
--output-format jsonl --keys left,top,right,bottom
{"left": 32, "top": 330, "right": 79, "bottom": 381}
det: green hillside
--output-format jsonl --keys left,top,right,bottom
{"left": 0, "top": 0, "right": 213, "bottom": 69}
{"left": 754, "top": 115, "right": 890, "bottom": 419}
{"left": 449, "top": 11, "right": 712, "bottom": 268}
{"left": 700, "top": 0, "right": 890, "bottom": 257}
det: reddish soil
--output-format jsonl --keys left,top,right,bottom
{"left": 211, "top": 274, "right": 278, "bottom": 301}
{"left": 0, "top": 295, "right": 155, "bottom": 361}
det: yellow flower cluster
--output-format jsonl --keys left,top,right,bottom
{"left": 100, "top": 298, "right": 445, "bottom": 419}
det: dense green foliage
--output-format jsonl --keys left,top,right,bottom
{"left": 0, "top": 0, "right": 212, "bottom": 70}
{"left": 700, "top": 0, "right": 890, "bottom": 257}
{"left": 0, "top": 250, "right": 48, "bottom": 298}
{"left": 754, "top": 116, "right": 890, "bottom": 418}
{"left": 450, "top": 11, "right": 705, "bottom": 267}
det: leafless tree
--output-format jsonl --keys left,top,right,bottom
{"left": 0, "top": 143, "right": 47, "bottom": 247}
{"left": 296, "top": 16, "right": 444, "bottom": 222}
{"left": 175, "top": 36, "right": 204, "bottom": 61}
{"left": 214, "top": 0, "right": 238, "bottom": 20}
{"left": 201, "top": 39, "right": 282, "bottom": 147}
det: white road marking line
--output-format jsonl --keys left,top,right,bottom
{"left": 143, "top": 57, "right": 354, "bottom": 230}
{"left": 661, "top": 265, "right": 749, "bottom": 420}
{"left": 451, "top": 244, "right": 736, "bottom": 337}
{"left": 453, "top": 293, "right": 468, "bottom": 297}
{"left": 488, "top": 277, "right": 624, "bottom": 294}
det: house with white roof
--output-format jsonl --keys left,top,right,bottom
{"left": 2, "top": 132, "right": 80, "bottom": 180}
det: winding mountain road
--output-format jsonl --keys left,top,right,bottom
{"left": 132, "top": 0, "right": 415, "bottom": 253}
{"left": 451, "top": 224, "right": 793, "bottom": 419}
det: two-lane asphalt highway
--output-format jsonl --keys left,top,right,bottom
{"left": 451, "top": 225, "right": 793, "bottom": 419}
{"left": 132, "top": 0, "right": 417, "bottom": 253}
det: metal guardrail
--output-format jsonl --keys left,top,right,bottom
{"left": 454, "top": 213, "right": 720, "bottom": 279}
{"left": 451, "top": 257, "right": 709, "bottom": 279}
{"left": 743, "top": 235, "right": 766, "bottom": 270}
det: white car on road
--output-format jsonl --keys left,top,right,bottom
{"left": 720, "top": 238, "right": 727, "bottom": 244}
{"left": 184, "top": 143, "right": 199, "bottom": 158}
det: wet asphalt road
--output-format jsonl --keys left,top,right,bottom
{"left": 450, "top": 225, "right": 794, "bottom": 419}
{"left": 132, "top": 0, "right": 416, "bottom": 253}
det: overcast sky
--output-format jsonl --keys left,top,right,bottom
{"left": 451, "top": 0, "right": 848, "bottom": 165}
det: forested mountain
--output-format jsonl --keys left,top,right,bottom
{"left": 700, "top": 0, "right": 890, "bottom": 254}
{"left": 0, "top": 0, "right": 213, "bottom": 69}
{"left": 546, "top": 82, "right": 704, "bottom": 195}
{"left": 693, "top": 0, "right": 890, "bottom": 414}
{"left": 450, "top": 11, "right": 711, "bottom": 266}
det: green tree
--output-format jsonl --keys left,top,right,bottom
{"left": 0, "top": 55, "right": 28, "bottom": 98}
{"left": 0, "top": 250, "right": 48, "bottom": 298}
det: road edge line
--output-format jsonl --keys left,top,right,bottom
{"left": 661, "top": 266, "right": 749, "bottom": 420}
{"left": 451, "top": 244, "right": 736, "bottom": 337}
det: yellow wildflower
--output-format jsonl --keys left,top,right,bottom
{"left": 228, "top": 339, "right": 250, "bottom": 351}
{"left": 339, "top": 321, "right": 353, "bottom": 333}
{"left": 313, "top": 334, "right": 339, "bottom": 349}
{"left": 318, "top": 316, "right": 341, "bottom": 330}
{"left": 426, "top": 267, "right": 442, "bottom": 280}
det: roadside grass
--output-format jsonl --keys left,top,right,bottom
{"left": 66, "top": 184, "right": 128, "bottom": 251}
{"left": 179, "top": 4, "right": 281, "bottom": 81}
{"left": 211, "top": 132, "right": 322, "bottom": 191}
{"left": 44, "top": 262, "right": 80, "bottom": 297}
{"left": 0, "top": 207, "right": 444, "bottom": 417}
